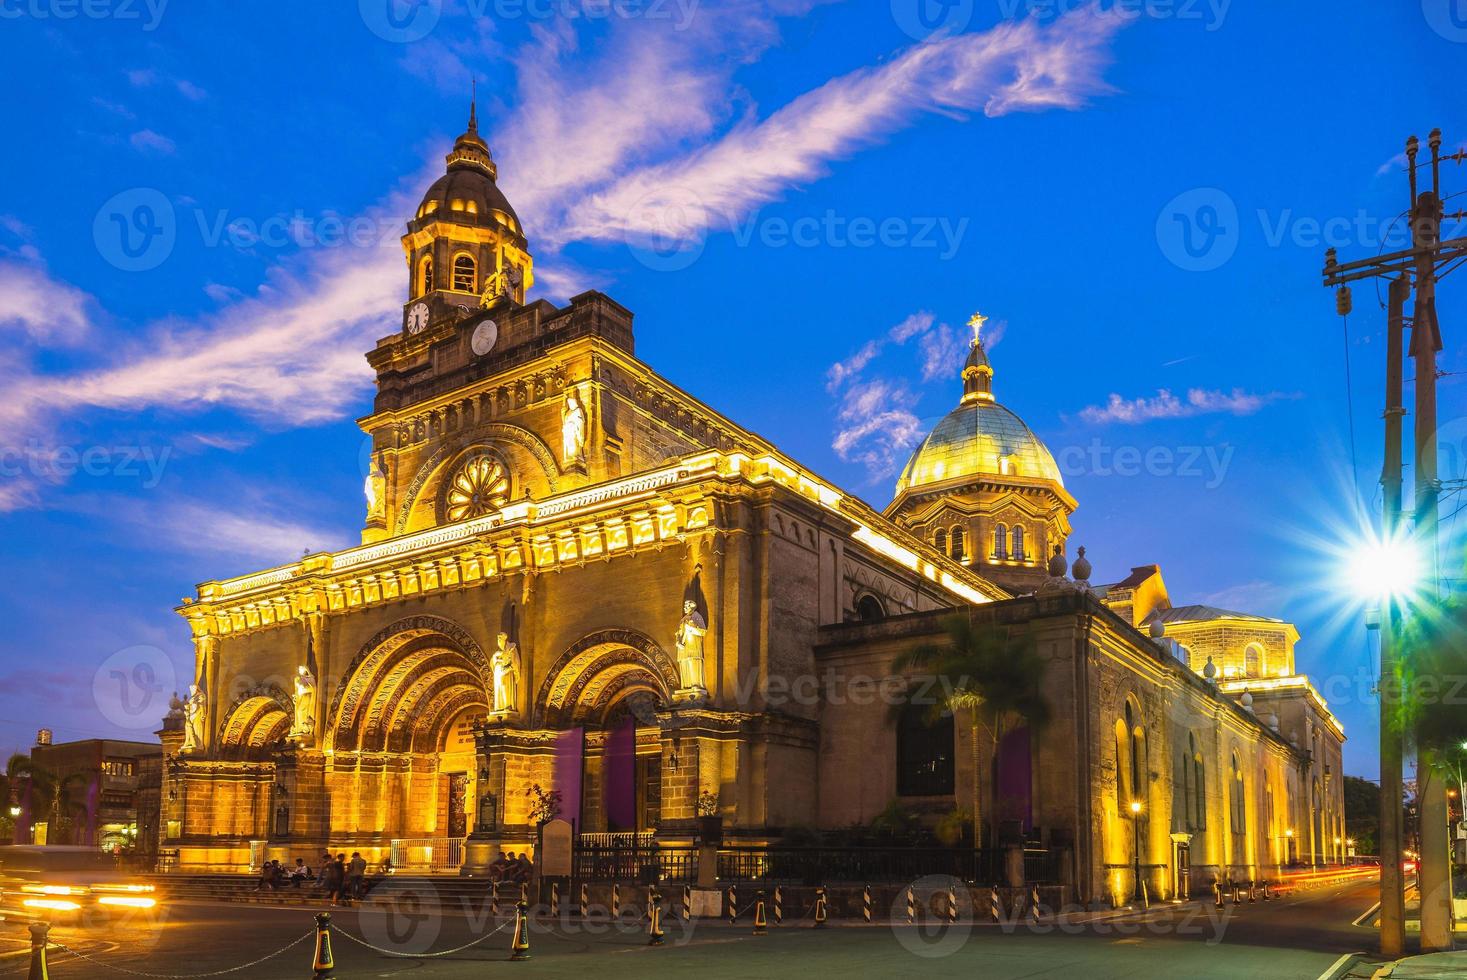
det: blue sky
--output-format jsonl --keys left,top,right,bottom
{"left": 0, "top": 0, "right": 1463, "bottom": 779}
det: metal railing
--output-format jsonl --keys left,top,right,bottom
{"left": 389, "top": 837, "right": 466, "bottom": 873}
{"left": 571, "top": 844, "right": 1068, "bottom": 885}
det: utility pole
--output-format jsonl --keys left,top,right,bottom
{"left": 1381, "top": 275, "right": 1408, "bottom": 957}
{"left": 1409, "top": 131, "right": 1453, "bottom": 954}
{"left": 1323, "top": 127, "right": 1467, "bottom": 957}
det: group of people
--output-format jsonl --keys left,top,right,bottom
{"left": 316, "top": 851, "right": 372, "bottom": 904}
{"left": 254, "top": 852, "right": 375, "bottom": 905}
{"left": 489, "top": 851, "right": 534, "bottom": 885}
{"left": 253, "top": 858, "right": 314, "bottom": 890}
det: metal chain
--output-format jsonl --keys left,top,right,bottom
{"left": 48, "top": 929, "right": 314, "bottom": 978}
{"left": 331, "top": 917, "right": 511, "bottom": 958}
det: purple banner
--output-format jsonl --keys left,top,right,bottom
{"left": 604, "top": 717, "right": 636, "bottom": 831}
{"left": 552, "top": 727, "right": 584, "bottom": 833}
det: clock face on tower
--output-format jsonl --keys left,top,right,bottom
{"left": 470, "top": 319, "right": 499, "bottom": 357}
{"left": 406, "top": 302, "right": 430, "bottom": 335}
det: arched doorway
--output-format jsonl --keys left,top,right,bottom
{"left": 535, "top": 631, "right": 678, "bottom": 835}
{"left": 326, "top": 616, "right": 490, "bottom": 848}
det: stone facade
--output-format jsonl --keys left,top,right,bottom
{"left": 159, "top": 114, "right": 1346, "bottom": 897}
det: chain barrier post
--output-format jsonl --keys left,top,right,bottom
{"left": 813, "top": 886, "right": 827, "bottom": 928}
{"left": 509, "top": 900, "right": 531, "bottom": 961}
{"left": 727, "top": 885, "right": 737, "bottom": 925}
{"left": 681, "top": 884, "right": 691, "bottom": 921}
{"left": 612, "top": 882, "right": 621, "bottom": 920}
{"left": 862, "top": 885, "right": 872, "bottom": 923}
{"left": 947, "top": 885, "right": 958, "bottom": 924}
{"left": 27, "top": 921, "right": 49, "bottom": 980}
{"left": 580, "top": 882, "right": 589, "bottom": 919}
{"left": 773, "top": 885, "right": 782, "bottom": 926}
{"left": 648, "top": 889, "right": 666, "bottom": 947}
{"left": 753, "top": 890, "right": 768, "bottom": 936}
{"left": 491, "top": 881, "right": 500, "bottom": 920}
{"left": 312, "top": 911, "right": 335, "bottom": 979}
{"left": 905, "top": 886, "right": 916, "bottom": 924}
{"left": 550, "top": 880, "right": 560, "bottom": 918}
{"left": 990, "top": 886, "right": 1000, "bottom": 922}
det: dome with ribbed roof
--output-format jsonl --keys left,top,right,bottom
{"left": 411, "top": 100, "right": 521, "bottom": 234}
{"left": 893, "top": 315, "right": 1063, "bottom": 497}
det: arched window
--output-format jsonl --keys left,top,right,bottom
{"left": 934, "top": 528, "right": 948, "bottom": 555}
{"left": 1229, "top": 752, "right": 1246, "bottom": 835}
{"left": 1011, "top": 524, "right": 1026, "bottom": 561}
{"left": 420, "top": 255, "right": 434, "bottom": 295}
{"left": 1126, "top": 701, "right": 1145, "bottom": 810}
{"left": 855, "top": 594, "right": 885, "bottom": 623}
{"left": 896, "top": 704, "right": 954, "bottom": 797}
{"left": 950, "top": 526, "right": 966, "bottom": 562}
{"left": 1179, "top": 732, "right": 1195, "bottom": 831}
{"left": 993, "top": 523, "right": 1008, "bottom": 560}
{"left": 1244, "top": 642, "right": 1265, "bottom": 678}
{"left": 1193, "top": 747, "right": 1207, "bottom": 830}
{"left": 1115, "top": 719, "right": 1131, "bottom": 804}
{"left": 452, "top": 254, "right": 476, "bottom": 292}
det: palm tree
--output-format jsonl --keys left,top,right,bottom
{"left": 892, "top": 613, "right": 1051, "bottom": 852}
{"left": 0, "top": 754, "right": 56, "bottom": 843}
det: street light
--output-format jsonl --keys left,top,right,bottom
{"left": 1285, "top": 827, "right": 1295, "bottom": 866}
{"left": 1130, "top": 800, "right": 1144, "bottom": 902}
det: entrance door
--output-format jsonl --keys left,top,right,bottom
{"left": 1173, "top": 842, "right": 1191, "bottom": 900}
{"left": 447, "top": 774, "right": 468, "bottom": 838}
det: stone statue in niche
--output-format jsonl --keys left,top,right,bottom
{"left": 490, "top": 632, "right": 522, "bottom": 717}
{"left": 181, "top": 684, "right": 207, "bottom": 754}
{"left": 674, "top": 599, "right": 708, "bottom": 693}
{"left": 290, "top": 665, "right": 317, "bottom": 744}
{"left": 364, "top": 456, "right": 386, "bottom": 523}
{"left": 561, "top": 387, "right": 587, "bottom": 464}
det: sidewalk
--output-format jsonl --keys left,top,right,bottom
{"left": 1376, "top": 950, "right": 1467, "bottom": 978}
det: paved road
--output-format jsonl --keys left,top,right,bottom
{"left": 0, "top": 879, "right": 1389, "bottom": 979}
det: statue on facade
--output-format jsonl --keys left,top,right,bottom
{"left": 290, "top": 665, "right": 317, "bottom": 744}
{"left": 181, "top": 684, "right": 206, "bottom": 754}
{"left": 674, "top": 599, "right": 708, "bottom": 693}
{"left": 561, "top": 387, "right": 587, "bottom": 464}
{"left": 364, "top": 456, "right": 386, "bottom": 523}
{"left": 490, "top": 632, "right": 521, "bottom": 717}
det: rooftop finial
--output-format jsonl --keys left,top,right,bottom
{"left": 966, "top": 311, "right": 987, "bottom": 347}
{"left": 468, "top": 77, "right": 478, "bottom": 135}
{"left": 960, "top": 310, "right": 994, "bottom": 403}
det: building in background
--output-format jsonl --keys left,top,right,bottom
{"left": 20, "top": 734, "right": 162, "bottom": 853}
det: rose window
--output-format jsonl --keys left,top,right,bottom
{"left": 445, "top": 455, "right": 509, "bottom": 522}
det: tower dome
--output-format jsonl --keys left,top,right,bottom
{"left": 894, "top": 314, "right": 1062, "bottom": 495}
{"left": 885, "top": 312, "right": 1076, "bottom": 595}
{"left": 411, "top": 100, "right": 521, "bottom": 233}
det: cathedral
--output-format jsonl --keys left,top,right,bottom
{"left": 163, "top": 108, "right": 1347, "bottom": 905}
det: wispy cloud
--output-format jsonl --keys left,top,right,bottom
{"left": 3, "top": 6, "right": 1126, "bottom": 510}
{"left": 831, "top": 377, "right": 924, "bottom": 476}
{"left": 550, "top": 7, "right": 1122, "bottom": 249}
{"left": 1077, "top": 387, "right": 1295, "bottom": 424}
{"left": 0, "top": 261, "right": 93, "bottom": 346}
{"left": 129, "top": 129, "right": 176, "bottom": 155}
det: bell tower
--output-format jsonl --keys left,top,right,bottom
{"left": 399, "top": 97, "right": 534, "bottom": 338}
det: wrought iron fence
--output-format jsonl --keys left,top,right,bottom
{"left": 571, "top": 843, "right": 1068, "bottom": 885}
